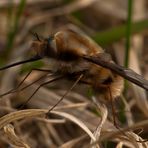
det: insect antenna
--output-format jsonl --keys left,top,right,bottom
{"left": 19, "top": 76, "right": 63, "bottom": 109}
{"left": 47, "top": 74, "right": 83, "bottom": 115}
{"left": 34, "top": 33, "right": 41, "bottom": 41}
{"left": 0, "top": 56, "right": 41, "bottom": 71}
{"left": 30, "top": 31, "right": 41, "bottom": 41}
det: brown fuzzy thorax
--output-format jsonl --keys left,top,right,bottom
{"left": 52, "top": 29, "right": 123, "bottom": 99}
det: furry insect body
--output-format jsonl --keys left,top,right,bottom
{"left": 31, "top": 29, "right": 123, "bottom": 100}
{"left": 1, "top": 29, "right": 147, "bottom": 99}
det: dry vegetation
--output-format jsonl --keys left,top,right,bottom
{"left": 0, "top": 0, "right": 148, "bottom": 148}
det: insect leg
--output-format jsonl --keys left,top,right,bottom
{"left": 108, "top": 86, "right": 148, "bottom": 142}
{"left": 108, "top": 86, "right": 138, "bottom": 141}
{"left": 14, "top": 68, "right": 52, "bottom": 91}
{"left": 108, "top": 86, "right": 131, "bottom": 139}
{"left": 19, "top": 76, "right": 63, "bottom": 109}
{"left": 47, "top": 74, "right": 83, "bottom": 114}
{"left": 18, "top": 73, "right": 54, "bottom": 92}
{"left": 108, "top": 86, "right": 118, "bottom": 128}
{"left": 0, "top": 69, "right": 52, "bottom": 97}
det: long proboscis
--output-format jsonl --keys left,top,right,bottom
{"left": 0, "top": 56, "right": 42, "bottom": 71}
{"left": 83, "top": 55, "right": 148, "bottom": 91}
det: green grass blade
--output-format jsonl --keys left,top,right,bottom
{"left": 92, "top": 19, "right": 148, "bottom": 46}
{"left": 125, "top": 0, "right": 133, "bottom": 67}
{"left": 5, "top": 0, "right": 26, "bottom": 58}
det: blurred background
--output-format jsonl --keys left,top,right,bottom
{"left": 0, "top": 0, "right": 148, "bottom": 147}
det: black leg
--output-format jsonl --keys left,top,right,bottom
{"left": 0, "top": 68, "right": 52, "bottom": 97}
{"left": 19, "top": 76, "right": 63, "bottom": 109}
{"left": 47, "top": 74, "right": 83, "bottom": 114}
{"left": 108, "top": 86, "right": 131, "bottom": 140}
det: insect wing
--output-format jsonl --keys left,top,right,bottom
{"left": 83, "top": 54, "right": 148, "bottom": 91}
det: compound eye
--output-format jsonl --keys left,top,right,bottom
{"left": 47, "top": 36, "right": 54, "bottom": 44}
{"left": 45, "top": 36, "right": 57, "bottom": 58}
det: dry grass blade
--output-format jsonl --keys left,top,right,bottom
{"left": 120, "top": 95, "right": 134, "bottom": 126}
{"left": 90, "top": 97, "right": 108, "bottom": 148}
{"left": 51, "top": 111, "right": 96, "bottom": 142}
{"left": 93, "top": 103, "right": 108, "bottom": 139}
{"left": 0, "top": 109, "right": 96, "bottom": 143}
{"left": 129, "top": 49, "right": 148, "bottom": 117}
{"left": 116, "top": 142, "right": 123, "bottom": 148}
{"left": 0, "top": 109, "right": 47, "bottom": 129}
{"left": 33, "top": 0, "right": 98, "bottom": 18}
{"left": 0, "top": 1, "right": 147, "bottom": 147}
{"left": 55, "top": 102, "right": 89, "bottom": 110}
{"left": 17, "top": 0, "right": 98, "bottom": 42}
{"left": 114, "top": 44, "right": 148, "bottom": 117}
{"left": 100, "top": 119, "right": 148, "bottom": 141}
{"left": 113, "top": 132, "right": 148, "bottom": 148}
{"left": 35, "top": 117, "right": 66, "bottom": 124}
{"left": 90, "top": 119, "right": 148, "bottom": 147}
{"left": 60, "top": 135, "right": 86, "bottom": 148}
{"left": 0, "top": 0, "right": 59, "bottom": 7}
{"left": 92, "top": 131, "right": 148, "bottom": 148}
{"left": 3, "top": 124, "right": 30, "bottom": 148}
{"left": 125, "top": 132, "right": 148, "bottom": 148}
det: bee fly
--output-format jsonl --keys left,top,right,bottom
{"left": 0, "top": 28, "right": 148, "bottom": 144}
{"left": 0, "top": 29, "right": 148, "bottom": 108}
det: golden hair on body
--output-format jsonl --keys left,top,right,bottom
{"left": 1, "top": 28, "right": 147, "bottom": 101}
{"left": 31, "top": 29, "right": 123, "bottom": 100}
